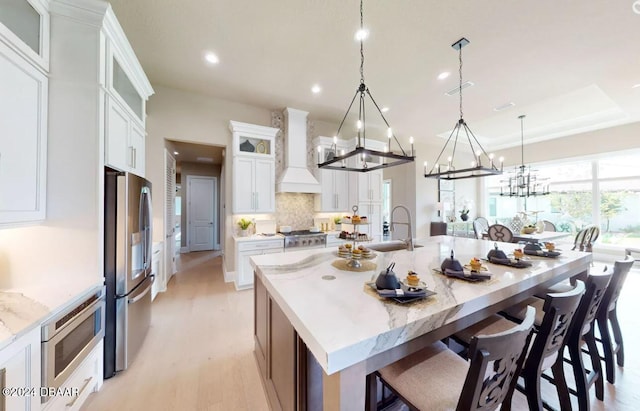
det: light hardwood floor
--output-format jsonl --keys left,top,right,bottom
{"left": 82, "top": 253, "right": 640, "bottom": 410}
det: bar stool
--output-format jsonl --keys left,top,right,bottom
{"left": 487, "top": 223, "right": 514, "bottom": 243}
{"left": 368, "top": 307, "right": 535, "bottom": 411}
{"left": 454, "top": 282, "right": 585, "bottom": 410}
{"left": 596, "top": 256, "right": 634, "bottom": 384}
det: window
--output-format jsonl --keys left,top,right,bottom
{"left": 485, "top": 151, "right": 640, "bottom": 248}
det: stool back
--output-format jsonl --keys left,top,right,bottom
{"left": 458, "top": 306, "right": 535, "bottom": 411}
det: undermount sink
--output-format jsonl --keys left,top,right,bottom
{"left": 368, "top": 241, "right": 424, "bottom": 252}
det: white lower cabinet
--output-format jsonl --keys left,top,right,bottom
{"left": 0, "top": 327, "right": 40, "bottom": 411}
{"left": 235, "top": 239, "right": 284, "bottom": 289}
{"left": 358, "top": 202, "right": 383, "bottom": 238}
{"left": 42, "top": 340, "right": 103, "bottom": 411}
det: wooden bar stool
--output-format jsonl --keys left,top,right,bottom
{"left": 368, "top": 307, "right": 535, "bottom": 411}
{"left": 455, "top": 282, "right": 585, "bottom": 411}
{"left": 596, "top": 256, "right": 634, "bottom": 384}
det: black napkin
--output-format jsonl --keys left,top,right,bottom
{"left": 524, "top": 249, "right": 561, "bottom": 258}
{"left": 444, "top": 268, "right": 492, "bottom": 281}
{"left": 489, "top": 257, "right": 533, "bottom": 268}
{"left": 377, "top": 288, "right": 427, "bottom": 298}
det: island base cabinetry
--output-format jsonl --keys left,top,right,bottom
{"left": 254, "top": 273, "right": 326, "bottom": 411}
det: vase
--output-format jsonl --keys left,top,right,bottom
{"left": 240, "top": 229, "right": 249, "bottom": 237}
{"left": 460, "top": 213, "right": 469, "bottom": 222}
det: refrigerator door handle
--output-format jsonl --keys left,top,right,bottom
{"left": 128, "top": 275, "right": 154, "bottom": 304}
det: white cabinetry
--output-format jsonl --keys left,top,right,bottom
{"left": 0, "top": 327, "right": 40, "bottom": 411}
{"left": 235, "top": 238, "right": 284, "bottom": 289}
{"left": 313, "top": 137, "right": 350, "bottom": 212}
{"left": 230, "top": 121, "right": 278, "bottom": 214}
{"left": 105, "top": 95, "right": 145, "bottom": 176}
{"left": 0, "top": 0, "right": 49, "bottom": 226}
{"left": 151, "top": 242, "right": 164, "bottom": 301}
{"left": 0, "top": 42, "right": 48, "bottom": 225}
{"left": 42, "top": 340, "right": 103, "bottom": 411}
{"left": 358, "top": 171, "right": 383, "bottom": 203}
{"left": 103, "top": 30, "right": 151, "bottom": 177}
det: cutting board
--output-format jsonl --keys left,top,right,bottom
{"left": 255, "top": 219, "right": 276, "bottom": 234}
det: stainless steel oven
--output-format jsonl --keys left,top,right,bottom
{"left": 41, "top": 286, "right": 105, "bottom": 403}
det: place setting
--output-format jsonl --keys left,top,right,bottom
{"left": 433, "top": 251, "right": 493, "bottom": 282}
{"left": 522, "top": 242, "right": 562, "bottom": 258}
{"left": 484, "top": 243, "right": 533, "bottom": 268}
{"left": 366, "top": 263, "right": 437, "bottom": 304}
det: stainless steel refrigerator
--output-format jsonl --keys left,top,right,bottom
{"left": 104, "top": 168, "right": 154, "bottom": 378}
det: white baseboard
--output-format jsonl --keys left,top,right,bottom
{"left": 180, "top": 246, "right": 189, "bottom": 253}
{"left": 222, "top": 255, "right": 234, "bottom": 283}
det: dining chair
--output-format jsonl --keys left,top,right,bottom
{"left": 368, "top": 307, "right": 535, "bottom": 411}
{"left": 542, "top": 220, "right": 557, "bottom": 232}
{"left": 487, "top": 223, "right": 514, "bottom": 243}
{"left": 472, "top": 217, "right": 489, "bottom": 239}
{"left": 572, "top": 225, "right": 600, "bottom": 252}
{"left": 455, "top": 282, "right": 585, "bottom": 411}
{"left": 596, "top": 256, "right": 634, "bottom": 384}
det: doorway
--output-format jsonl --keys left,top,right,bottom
{"left": 186, "top": 176, "right": 218, "bottom": 252}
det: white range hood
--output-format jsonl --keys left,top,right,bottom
{"left": 276, "top": 107, "right": 322, "bottom": 193}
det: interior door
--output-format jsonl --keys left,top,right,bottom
{"left": 188, "top": 176, "right": 215, "bottom": 251}
{"left": 164, "top": 150, "right": 176, "bottom": 282}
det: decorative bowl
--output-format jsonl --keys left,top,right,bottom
{"left": 522, "top": 226, "right": 536, "bottom": 234}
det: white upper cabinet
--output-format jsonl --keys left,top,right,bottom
{"left": 0, "top": 0, "right": 50, "bottom": 71}
{"left": 313, "top": 137, "right": 350, "bottom": 212}
{"left": 0, "top": 21, "right": 48, "bottom": 226}
{"left": 230, "top": 121, "right": 278, "bottom": 214}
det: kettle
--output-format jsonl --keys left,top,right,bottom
{"left": 441, "top": 250, "right": 464, "bottom": 272}
{"left": 376, "top": 262, "right": 401, "bottom": 290}
{"left": 487, "top": 243, "right": 508, "bottom": 260}
{"left": 524, "top": 242, "right": 543, "bottom": 253}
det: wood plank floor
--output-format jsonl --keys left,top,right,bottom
{"left": 82, "top": 253, "right": 640, "bottom": 410}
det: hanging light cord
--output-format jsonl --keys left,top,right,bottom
{"left": 459, "top": 45, "right": 464, "bottom": 120}
{"left": 359, "top": 0, "right": 365, "bottom": 85}
{"left": 520, "top": 115, "right": 525, "bottom": 167}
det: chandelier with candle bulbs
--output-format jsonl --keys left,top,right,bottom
{"left": 316, "top": 0, "right": 415, "bottom": 172}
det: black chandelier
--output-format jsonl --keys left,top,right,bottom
{"left": 424, "top": 38, "right": 502, "bottom": 180}
{"left": 500, "top": 115, "right": 550, "bottom": 197}
{"left": 317, "top": 0, "right": 415, "bottom": 173}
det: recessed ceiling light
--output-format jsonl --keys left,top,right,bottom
{"left": 494, "top": 102, "right": 516, "bottom": 112}
{"left": 437, "top": 72, "right": 450, "bottom": 80}
{"left": 173, "top": 151, "right": 179, "bottom": 155}
{"left": 311, "top": 84, "right": 322, "bottom": 94}
{"left": 354, "top": 28, "right": 369, "bottom": 41}
{"left": 381, "top": 107, "right": 390, "bottom": 113}
{"left": 633, "top": 83, "right": 640, "bottom": 89}
{"left": 204, "top": 52, "right": 219, "bottom": 65}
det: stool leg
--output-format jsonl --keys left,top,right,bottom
{"left": 609, "top": 307, "right": 624, "bottom": 367}
{"left": 365, "top": 373, "right": 377, "bottom": 411}
{"left": 552, "top": 347, "right": 572, "bottom": 411}
{"left": 585, "top": 331, "right": 604, "bottom": 401}
{"left": 522, "top": 365, "right": 543, "bottom": 411}
{"left": 597, "top": 314, "right": 616, "bottom": 384}
{"left": 568, "top": 338, "right": 590, "bottom": 411}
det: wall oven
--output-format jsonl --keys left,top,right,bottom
{"left": 41, "top": 286, "right": 105, "bottom": 403}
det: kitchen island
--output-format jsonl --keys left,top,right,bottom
{"left": 251, "top": 236, "right": 591, "bottom": 411}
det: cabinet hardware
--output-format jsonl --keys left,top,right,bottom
{"left": 66, "top": 376, "right": 93, "bottom": 408}
{"left": 256, "top": 192, "right": 259, "bottom": 209}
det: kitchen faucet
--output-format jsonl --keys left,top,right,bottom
{"left": 390, "top": 205, "right": 414, "bottom": 251}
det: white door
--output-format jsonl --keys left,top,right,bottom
{"left": 164, "top": 149, "right": 176, "bottom": 282}
{"left": 188, "top": 176, "right": 216, "bottom": 251}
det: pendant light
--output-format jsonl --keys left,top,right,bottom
{"left": 424, "top": 38, "right": 502, "bottom": 180}
{"left": 500, "top": 115, "right": 549, "bottom": 197}
{"left": 317, "top": 0, "right": 415, "bottom": 172}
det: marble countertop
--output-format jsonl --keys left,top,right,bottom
{"left": 251, "top": 236, "right": 592, "bottom": 375}
{"left": 233, "top": 233, "right": 285, "bottom": 242}
{"left": 0, "top": 279, "right": 103, "bottom": 351}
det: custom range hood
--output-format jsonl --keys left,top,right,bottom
{"left": 276, "top": 108, "right": 322, "bottom": 193}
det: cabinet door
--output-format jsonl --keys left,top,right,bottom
{"left": 334, "top": 169, "right": 350, "bottom": 211}
{"left": 357, "top": 173, "right": 370, "bottom": 202}
{"left": 315, "top": 169, "right": 335, "bottom": 212}
{"left": 359, "top": 202, "right": 383, "bottom": 238}
{"left": 129, "top": 122, "right": 145, "bottom": 177}
{"left": 254, "top": 159, "right": 275, "bottom": 213}
{"left": 105, "top": 97, "right": 130, "bottom": 172}
{"left": 233, "top": 157, "right": 255, "bottom": 213}
{"left": 0, "top": 327, "right": 40, "bottom": 411}
{"left": 237, "top": 249, "right": 262, "bottom": 289}
{"left": 369, "top": 170, "right": 383, "bottom": 202}
{"left": 0, "top": 43, "right": 47, "bottom": 224}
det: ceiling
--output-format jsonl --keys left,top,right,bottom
{"left": 166, "top": 140, "right": 224, "bottom": 170}
{"left": 108, "top": 0, "right": 640, "bottom": 151}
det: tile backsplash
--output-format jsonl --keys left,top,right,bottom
{"left": 275, "top": 193, "right": 315, "bottom": 230}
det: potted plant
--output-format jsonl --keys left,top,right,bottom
{"left": 237, "top": 218, "right": 252, "bottom": 236}
{"left": 460, "top": 206, "right": 470, "bottom": 221}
